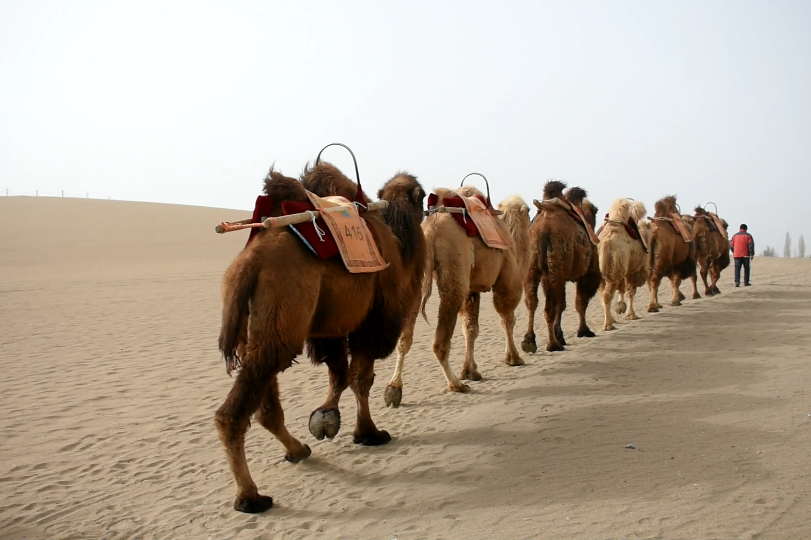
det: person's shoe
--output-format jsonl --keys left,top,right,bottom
{"left": 735, "top": 283, "right": 740, "bottom": 287}
{"left": 744, "top": 283, "right": 751, "bottom": 287}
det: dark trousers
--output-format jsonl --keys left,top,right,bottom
{"left": 734, "top": 257, "right": 750, "bottom": 285}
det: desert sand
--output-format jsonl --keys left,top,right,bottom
{"left": 1, "top": 196, "right": 810, "bottom": 540}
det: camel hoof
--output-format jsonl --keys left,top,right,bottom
{"left": 384, "top": 385, "right": 402, "bottom": 408}
{"left": 670, "top": 300, "right": 682, "bottom": 307}
{"left": 449, "top": 383, "right": 471, "bottom": 393}
{"left": 692, "top": 292, "right": 702, "bottom": 299}
{"left": 234, "top": 495, "right": 274, "bottom": 514}
{"left": 704, "top": 289, "right": 714, "bottom": 296}
{"left": 505, "top": 355, "right": 525, "bottom": 367}
{"left": 353, "top": 430, "right": 391, "bottom": 446}
{"left": 577, "top": 328, "right": 596, "bottom": 338}
{"left": 625, "top": 314, "right": 640, "bottom": 321}
{"left": 309, "top": 408, "right": 341, "bottom": 440}
{"left": 604, "top": 325, "right": 615, "bottom": 332}
{"left": 460, "top": 369, "right": 482, "bottom": 381}
{"left": 521, "top": 339, "right": 537, "bottom": 354}
{"left": 547, "top": 343, "right": 565, "bottom": 352}
{"left": 285, "top": 444, "right": 312, "bottom": 464}
{"left": 615, "top": 301, "right": 627, "bottom": 315}
{"left": 678, "top": 292, "right": 686, "bottom": 301}
{"left": 648, "top": 307, "right": 659, "bottom": 313}
{"left": 712, "top": 286, "right": 721, "bottom": 295}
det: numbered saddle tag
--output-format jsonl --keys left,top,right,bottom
{"left": 306, "top": 191, "right": 389, "bottom": 273}
{"left": 459, "top": 195, "right": 512, "bottom": 250}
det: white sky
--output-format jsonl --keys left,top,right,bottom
{"left": 2, "top": 0, "right": 810, "bottom": 253}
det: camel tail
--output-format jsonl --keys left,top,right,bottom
{"left": 218, "top": 253, "right": 260, "bottom": 371}
{"left": 537, "top": 227, "right": 550, "bottom": 275}
{"left": 419, "top": 237, "right": 436, "bottom": 324}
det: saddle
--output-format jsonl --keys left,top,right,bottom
{"left": 708, "top": 213, "right": 728, "bottom": 239}
{"left": 596, "top": 214, "right": 648, "bottom": 253}
{"left": 534, "top": 198, "right": 599, "bottom": 245}
{"left": 427, "top": 192, "right": 511, "bottom": 250}
{"left": 245, "top": 192, "right": 388, "bottom": 274}
{"left": 669, "top": 213, "right": 694, "bottom": 243}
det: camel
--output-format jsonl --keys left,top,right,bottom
{"left": 682, "top": 207, "right": 730, "bottom": 295}
{"left": 596, "top": 198, "right": 650, "bottom": 331}
{"left": 646, "top": 195, "right": 698, "bottom": 312}
{"left": 216, "top": 163, "right": 426, "bottom": 513}
{"left": 521, "top": 180, "right": 601, "bottom": 353}
{"left": 383, "top": 188, "right": 531, "bottom": 403}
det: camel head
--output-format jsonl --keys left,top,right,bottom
{"left": 378, "top": 172, "right": 426, "bottom": 260}
{"left": 654, "top": 195, "right": 678, "bottom": 218}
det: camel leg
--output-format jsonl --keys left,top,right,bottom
{"left": 543, "top": 278, "right": 566, "bottom": 352}
{"left": 670, "top": 276, "right": 684, "bottom": 306}
{"left": 459, "top": 293, "right": 483, "bottom": 381}
{"left": 575, "top": 276, "right": 598, "bottom": 338}
{"left": 493, "top": 264, "right": 524, "bottom": 366}
{"left": 384, "top": 301, "right": 418, "bottom": 408}
{"left": 625, "top": 284, "right": 641, "bottom": 320}
{"left": 432, "top": 291, "right": 470, "bottom": 393}
{"left": 214, "top": 355, "right": 277, "bottom": 514}
{"left": 307, "top": 338, "right": 349, "bottom": 440}
{"left": 615, "top": 284, "right": 628, "bottom": 315}
{"left": 521, "top": 264, "right": 541, "bottom": 354}
{"left": 601, "top": 281, "right": 617, "bottom": 331}
{"left": 710, "top": 262, "right": 722, "bottom": 294}
{"left": 648, "top": 276, "right": 661, "bottom": 312}
{"left": 348, "top": 352, "right": 391, "bottom": 446}
{"left": 700, "top": 263, "right": 713, "bottom": 296}
{"left": 257, "top": 374, "right": 312, "bottom": 463}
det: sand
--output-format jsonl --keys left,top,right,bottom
{"left": 1, "top": 196, "right": 810, "bottom": 540}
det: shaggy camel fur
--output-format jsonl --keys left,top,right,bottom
{"left": 647, "top": 195, "right": 698, "bottom": 312}
{"left": 216, "top": 164, "right": 425, "bottom": 513}
{"left": 686, "top": 208, "right": 730, "bottom": 295}
{"left": 597, "top": 198, "right": 650, "bottom": 331}
{"left": 383, "top": 188, "right": 531, "bottom": 403}
{"left": 522, "top": 181, "right": 601, "bottom": 353}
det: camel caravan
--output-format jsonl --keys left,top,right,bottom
{"left": 212, "top": 143, "right": 735, "bottom": 513}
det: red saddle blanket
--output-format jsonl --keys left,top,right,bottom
{"left": 427, "top": 192, "right": 487, "bottom": 237}
{"left": 426, "top": 192, "right": 511, "bottom": 249}
{"left": 246, "top": 195, "right": 339, "bottom": 259}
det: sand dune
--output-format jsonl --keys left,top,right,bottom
{"left": 1, "top": 196, "right": 809, "bottom": 539}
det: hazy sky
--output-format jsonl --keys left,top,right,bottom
{"left": 2, "top": 0, "right": 810, "bottom": 252}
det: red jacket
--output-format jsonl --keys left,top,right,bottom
{"left": 730, "top": 230, "right": 754, "bottom": 258}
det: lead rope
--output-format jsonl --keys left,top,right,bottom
{"left": 310, "top": 211, "right": 326, "bottom": 242}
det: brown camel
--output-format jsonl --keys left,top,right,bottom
{"left": 521, "top": 180, "right": 601, "bottom": 353}
{"left": 646, "top": 195, "right": 698, "bottom": 312}
{"left": 682, "top": 207, "right": 730, "bottom": 295}
{"left": 383, "top": 188, "right": 531, "bottom": 403}
{"left": 597, "top": 198, "right": 650, "bottom": 331}
{"left": 216, "top": 163, "right": 426, "bottom": 513}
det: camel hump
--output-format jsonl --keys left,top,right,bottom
{"left": 301, "top": 162, "right": 369, "bottom": 203}
{"left": 263, "top": 168, "right": 308, "bottom": 203}
{"left": 543, "top": 180, "right": 566, "bottom": 200}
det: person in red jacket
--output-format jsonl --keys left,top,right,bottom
{"left": 730, "top": 224, "right": 755, "bottom": 287}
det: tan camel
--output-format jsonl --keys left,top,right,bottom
{"left": 597, "top": 198, "right": 650, "bottom": 331}
{"left": 521, "top": 181, "right": 601, "bottom": 353}
{"left": 216, "top": 163, "right": 426, "bottom": 513}
{"left": 686, "top": 207, "right": 730, "bottom": 295}
{"left": 383, "top": 188, "right": 531, "bottom": 403}
{"left": 647, "top": 195, "right": 698, "bottom": 312}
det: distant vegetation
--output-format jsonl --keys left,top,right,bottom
{"left": 761, "top": 246, "right": 777, "bottom": 257}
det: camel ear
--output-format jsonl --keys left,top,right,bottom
{"left": 377, "top": 188, "right": 385, "bottom": 200}
{"left": 521, "top": 204, "right": 529, "bottom": 216}
{"left": 411, "top": 186, "right": 424, "bottom": 204}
